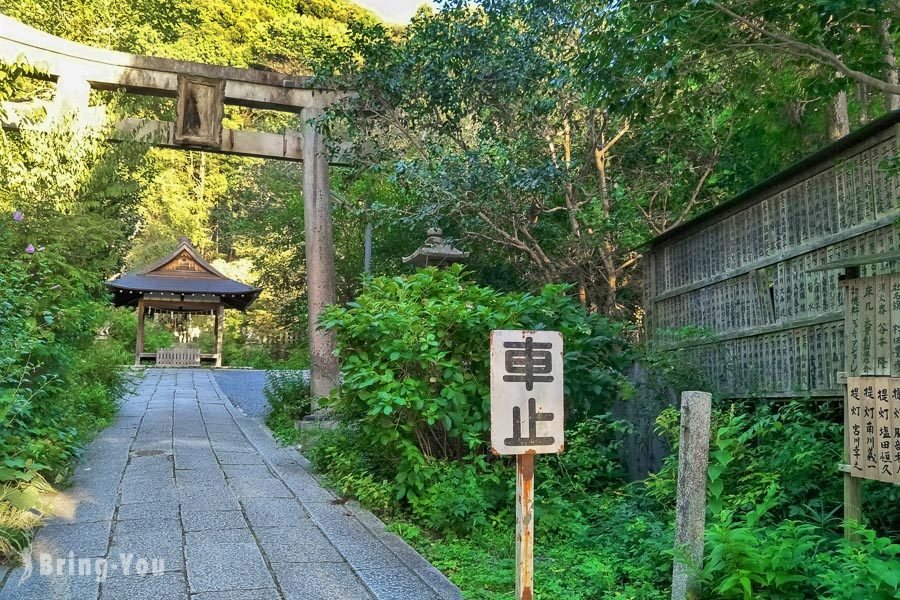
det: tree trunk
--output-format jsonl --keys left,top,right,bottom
{"left": 829, "top": 88, "right": 850, "bottom": 140}
{"left": 881, "top": 19, "right": 900, "bottom": 111}
{"left": 857, "top": 83, "right": 870, "bottom": 124}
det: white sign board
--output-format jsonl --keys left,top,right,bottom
{"left": 490, "top": 330, "right": 564, "bottom": 455}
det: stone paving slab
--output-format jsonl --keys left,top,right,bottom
{"left": 272, "top": 562, "right": 373, "bottom": 600}
{"left": 116, "top": 500, "right": 180, "bottom": 521}
{"left": 191, "top": 588, "right": 281, "bottom": 600}
{"left": 356, "top": 567, "right": 440, "bottom": 600}
{"left": 241, "top": 497, "right": 309, "bottom": 528}
{"left": 0, "top": 569, "right": 100, "bottom": 600}
{"left": 31, "top": 520, "right": 113, "bottom": 559}
{"left": 254, "top": 524, "right": 345, "bottom": 563}
{"left": 185, "top": 540, "right": 272, "bottom": 593}
{"left": 181, "top": 510, "right": 247, "bottom": 532}
{"left": 0, "top": 369, "right": 462, "bottom": 600}
{"left": 108, "top": 529, "right": 185, "bottom": 572}
{"left": 100, "top": 572, "right": 188, "bottom": 600}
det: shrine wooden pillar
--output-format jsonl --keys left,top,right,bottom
{"left": 301, "top": 107, "right": 339, "bottom": 409}
{"left": 134, "top": 298, "right": 146, "bottom": 366}
{"left": 214, "top": 304, "right": 224, "bottom": 368}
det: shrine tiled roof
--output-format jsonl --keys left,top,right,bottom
{"left": 106, "top": 238, "right": 261, "bottom": 311}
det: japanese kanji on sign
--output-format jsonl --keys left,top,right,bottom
{"left": 490, "top": 330, "right": 565, "bottom": 455}
{"left": 490, "top": 329, "right": 564, "bottom": 600}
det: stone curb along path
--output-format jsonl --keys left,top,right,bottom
{"left": 0, "top": 369, "right": 463, "bottom": 600}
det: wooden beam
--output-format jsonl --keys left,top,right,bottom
{"left": 142, "top": 300, "right": 222, "bottom": 311}
{"left": 0, "top": 15, "right": 351, "bottom": 113}
{"left": 135, "top": 298, "right": 145, "bottom": 366}
{"left": 214, "top": 305, "right": 224, "bottom": 368}
{"left": 117, "top": 118, "right": 307, "bottom": 163}
{"left": 1, "top": 115, "right": 351, "bottom": 165}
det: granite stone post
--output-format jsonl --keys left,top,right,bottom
{"left": 671, "top": 391, "right": 712, "bottom": 600}
{"left": 301, "top": 106, "right": 340, "bottom": 410}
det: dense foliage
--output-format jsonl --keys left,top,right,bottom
{"left": 324, "top": 0, "right": 899, "bottom": 313}
{"left": 4, "top": 0, "right": 896, "bottom": 330}
{"left": 0, "top": 110, "right": 140, "bottom": 556}
{"left": 317, "top": 266, "right": 631, "bottom": 502}
{"left": 257, "top": 266, "right": 900, "bottom": 598}
{"left": 264, "top": 370, "right": 313, "bottom": 440}
{"left": 290, "top": 276, "right": 900, "bottom": 597}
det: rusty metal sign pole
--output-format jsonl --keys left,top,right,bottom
{"left": 516, "top": 452, "right": 535, "bottom": 600}
{"left": 489, "top": 329, "right": 565, "bottom": 600}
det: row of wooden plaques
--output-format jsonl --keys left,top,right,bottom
{"left": 651, "top": 137, "right": 897, "bottom": 297}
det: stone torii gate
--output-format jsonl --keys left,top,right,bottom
{"left": 0, "top": 15, "right": 345, "bottom": 404}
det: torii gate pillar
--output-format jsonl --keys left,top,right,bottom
{"left": 302, "top": 107, "right": 339, "bottom": 408}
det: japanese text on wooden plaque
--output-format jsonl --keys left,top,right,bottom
{"left": 846, "top": 376, "right": 900, "bottom": 484}
{"left": 844, "top": 275, "right": 900, "bottom": 378}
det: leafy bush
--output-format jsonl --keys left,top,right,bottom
{"left": 106, "top": 306, "right": 175, "bottom": 354}
{"left": 283, "top": 269, "right": 900, "bottom": 599}
{"left": 655, "top": 401, "right": 900, "bottom": 600}
{"left": 703, "top": 494, "right": 900, "bottom": 599}
{"left": 305, "top": 426, "right": 399, "bottom": 515}
{"left": 301, "top": 267, "right": 658, "bottom": 597}
{"left": 319, "top": 265, "right": 632, "bottom": 500}
{"left": 0, "top": 209, "right": 130, "bottom": 557}
{"left": 409, "top": 459, "right": 509, "bottom": 535}
{"left": 265, "top": 372, "right": 312, "bottom": 418}
{"left": 264, "top": 371, "right": 313, "bottom": 443}
{"left": 0, "top": 466, "right": 52, "bottom": 557}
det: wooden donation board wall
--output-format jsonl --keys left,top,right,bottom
{"left": 642, "top": 113, "right": 900, "bottom": 399}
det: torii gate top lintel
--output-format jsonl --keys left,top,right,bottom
{"left": 0, "top": 15, "right": 349, "bottom": 113}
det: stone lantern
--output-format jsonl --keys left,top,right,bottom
{"left": 402, "top": 227, "right": 469, "bottom": 268}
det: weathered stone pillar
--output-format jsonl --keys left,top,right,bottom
{"left": 671, "top": 391, "right": 712, "bottom": 600}
{"left": 301, "top": 106, "right": 339, "bottom": 408}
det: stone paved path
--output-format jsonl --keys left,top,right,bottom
{"left": 212, "top": 369, "right": 272, "bottom": 417}
{"left": 0, "top": 369, "right": 461, "bottom": 600}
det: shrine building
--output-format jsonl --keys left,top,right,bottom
{"left": 106, "top": 237, "right": 261, "bottom": 367}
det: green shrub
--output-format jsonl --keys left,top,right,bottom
{"left": 409, "top": 460, "right": 510, "bottom": 535}
{"left": 306, "top": 426, "right": 400, "bottom": 515}
{"left": 319, "top": 265, "right": 632, "bottom": 501}
{"left": 703, "top": 490, "right": 900, "bottom": 599}
{"left": 224, "top": 342, "right": 277, "bottom": 368}
{"left": 651, "top": 401, "right": 900, "bottom": 599}
{"left": 106, "top": 306, "right": 175, "bottom": 354}
{"left": 264, "top": 371, "right": 313, "bottom": 444}
{"left": 265, "top": 372, "right": 312, "bottom": 420}
{"left": 0, "top": 220, "right": 128, "bottom": 559}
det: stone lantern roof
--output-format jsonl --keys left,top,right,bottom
{"left": 402, "top": 228, "right": 469, "bottom": 268}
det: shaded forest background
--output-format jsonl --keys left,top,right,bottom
{"left": 1, "top": 0, "right": 898, "bottom": 351}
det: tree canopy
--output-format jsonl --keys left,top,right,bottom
{"left": 0, "top": 0, "right": 896, "bottom": 322}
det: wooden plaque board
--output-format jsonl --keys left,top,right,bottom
{"left": 174, "top": 74, "right": 225, "bottom": 148}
